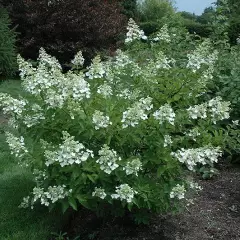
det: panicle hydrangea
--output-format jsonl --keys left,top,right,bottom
{"left": 114, "top": 50, "right": 133, "bottom": 69}
{"left": 97, "top": 82, "right": 113, "bottom": 97}
{"left": 121, "top": 97, "right": 153, "bottom": 128}
{"left": 45, "top": 132, "right": 94, "bottom": 167}
{"left": 187, "top": 39, "right": 218, "bottom": 72}
{"left": 155, "top": 51, "right": 174, "bottom": 69}
{"left": 208, "top": 97, "right": 230, "bottom": 123}
{"left": 153, "top": 104, "right": 175, "bottom": 125}
{"left": 67, "top": 72, "right": 91, "bottom": 100}
{"left": 5, "top": 132, "right": 28, "bottom": 158}
{"left": 71, "top": 50, "right": 84, "bottom": 67}
{"left": 187, "top": 103, "right": 207, "bottom": 119}
{"left": 92, "top": 187, "right": 107, "bottom": 199}
{"left": 117, "top": 88, "right": 141, "bottom": 100}
{"left": 123, "top": 158, "right": 142, "bottom": 176}
{"left": 92, "top": 110, "right": 112, "bottom": 130}
{"left": 153, "top": 24, "right": 171, "bottom": 43}
{"left": 23, "top": 104, "right": 45, "bottom": 127}
{"left": 66, "top": 100, "right": 85, "bottom": 120}
{"left": 96, "top": 145, "right": 121, "bottom": 174}
{"left": 38, "top": 47, "right": 62, "bottom": 70}
{"left": 125, "top": 18, "right": 147, "bottom": 43}
{"left": 111, "top": 184, "right": 137, "bottom": 203}
{"left": 0, "top": 93, "right": 27, "bottom": 117}
{"left": 164, "top": 135, "right": 173, "bottom": 147}
{"left": 85, "top": 55, "right": 105, "bottom": 79}
{"left": 17, "top": 54, "right": 36, "bottom": 79}
{"left": 170, "top": 184, "right": 186, "bottom": 200}
{"left": 171, "top": 146, "right": 222, "bottom": 171}
{"left": 21, "top": 185, "right": 71, "bottom": 208}
{"left": 185, "top": 128, "right": 200, "bottom": 141}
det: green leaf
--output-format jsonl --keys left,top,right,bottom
{"left": 69, "top": 197, "right": 78, "bottom": 210}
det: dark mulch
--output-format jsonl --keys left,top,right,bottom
{"left": 64, "top": 163, "right": 240, "bottom": 240}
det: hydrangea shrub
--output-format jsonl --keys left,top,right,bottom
{"left": 1, "top": 20, "right": 232, "bottom": 216}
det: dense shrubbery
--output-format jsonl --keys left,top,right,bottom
{"left": 0, "top": 7, "right": 17, "bottom": 77}
{"left": 1, "top": 0, "right": 127, "bottom": 64}
{"left": 0, "top": 20, "right": 236, "bottom": 221}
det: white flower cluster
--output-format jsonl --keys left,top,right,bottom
{"left": 153, "top": 24, "right": 171, "bottom": 43}
{"left": 155, "top": 51, "right": 174, "bottom": 69}
{"left": 187, "top": 39, "right": 218, "bottom": 72}
{"left": 0, "top": 93, "right": 27, "bottom": 118}
{"left": 170, "top": 184, "right": 186, "bottom": 200}
{"left": 188, "top": 97, "right": 230, "bottom": 123}
{"left": 23, "top": 104, "right": 45, "bottom": 127}
{"left": 20, "top": 185, "right": 71, "bottom": 208}
{"left": 187, "top": 103, "right": 207, "bottom": 119}
{"left": 208, "top": 97, "right": 230, "bottom": 123}
{"left": 71, "top": 50, "right": 84, "bottom": 67}
{"left": 164, "top": 135, "right": 173, "bottom": 147}
{"left": 114, "top": 50, "right": 133, "bottom": 70}
{"left": 5, "top": 132, "right": 28, "bottom": 158}
{"left": 123, "top": 158, "right": 142, "bottom": 176}
{"left": 122, "top": 97, "right": 153, "bottom": 128}
{"left": 125, "top": 18, "right": 147, "bottom": 43}
{"left": 85, "top": 55, "right": 105, "bottom": 79}
{"left": 153, "top": 104, "right": 175, "bottom": 125}
{"left": 111, "top": 184, "right": 137, "bottom": 203}
{"left": 171, "top": 146, "right": 222, "bottom": 171}
{"left": 33, "top": 169, "right": 48, "bottom": 184}
{"left": 92, "top": 110, "right": 112, "bottom": 130}
{"left": 97, "top": 82, "right": 113, "bottom": 98}
{"left": 18, "top": 49, "right": 90, "bottom": 109}
{"left": 96, "top": 145, "right": 121, "bottom": 174}
{"left": 117, "top": 88, "right": 140, "bottom": 100}
{"left": 232, "top": 120, "right": 239, "bottom": 126}
{"left": 185, "top": 128, "right": 200, "bottom": 141}
{"left": 45, "top": 132, "right": 94, "bottom": 167}
{"left": 92, "top": 187, "right": 107, "bottom": 199}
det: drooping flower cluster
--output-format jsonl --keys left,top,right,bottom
{"left": 92, "top": 187, "right": 107, "bottom": 199}
{"left": 153, "top": 104, "right": 175, "bottom": 125}
{"left": 71, "top": 50, "right": 85, "bottom": 68}
{"left": 5, "top": 132, "right": 28, "bottom": 158}
{"left": 45, "top": 132, "right": 94, "bottom": 167}
{"left": 153, "top": 24, "right": 171, "bottom": 43}
{"left": 111, "top": 184, "right": 137, "bottom": 203}
{"left": 85, "top": 55, "right": 105, "bottom": 79}
{"left": 92, "top": 110, "right": 112, "bottom": 130}
{"left": 122, "top": 97, "right": 153, "bottom": 128}
{"left": 96, "top": 145, "right": 121, "bottom": 174}
{"left": 170, "top": 184, "right": 186, "bottom": 200}
{"left": 0, "top": 93, "right": 27, "bottom": 118}
{"left": 20, "top": 185, "right": 71, "bottom": 208}
{"left": 164, "top": 135, "right": 173, "bottom": 147}
{"left": 171, "top": 146, "right": 222, "bottom": 171}
{"left": 125, "top": 18, "right": 147, "bottom": 43}
{"left": 187, "top": 39, "right": 218, "bottom": 72}
{"left": 123, "top": 158, "right": 142, "bottom": 176}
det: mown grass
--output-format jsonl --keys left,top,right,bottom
{"left": 0, "top": 80, "right": 63, "bottom": 240}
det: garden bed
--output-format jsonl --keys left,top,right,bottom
{"left": 66, "top": 163, "right": 240, "bottom": 240}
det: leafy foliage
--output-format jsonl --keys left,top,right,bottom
{"left": 0, "top": 22, "right": 234, "bottom": 220}
{"left": 0, "top": 7, "right": 17, "bottom": 77}
{"left": 2, "top": 0, "right": 127, "bottom": 64}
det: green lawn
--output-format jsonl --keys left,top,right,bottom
{"left": 0, "top": 80, "right": 63, "bottom": 240}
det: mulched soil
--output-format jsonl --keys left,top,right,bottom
{"left": 66, "top": 163, "right": 240, "bottom": 240}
